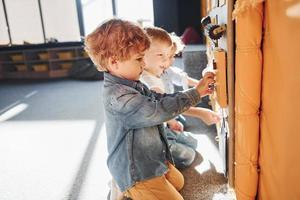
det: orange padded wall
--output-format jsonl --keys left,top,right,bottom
{"left": 258, "top": 1, "right": 300, "bottom": 199}
{"left": 234, "top": 2, "right": 263, "bottom": 200}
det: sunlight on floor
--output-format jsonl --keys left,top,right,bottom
{"left": 0, "top": 120, "right": 106, "bottom": 200}
{"left": 193, "top": 134, "right": 224, "bottom": 174}
{"left": 24, "top": 91, "right": 38, "bottom": 99}
{"left": 195, "top": 159, "right": 211, "bottom": 174}
{"left": 0, "top": 90, "right": 38, "bottom": 122}
{"left": 212, "top": 189, "right": 237, "bottom": 200}
{"left": 79, "top": 124, "right": 111, "bottom": 200}
{"left": 0, "top": 103, "right": 28, "bottom": 122}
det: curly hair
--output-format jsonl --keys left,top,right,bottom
{"left": 85, "top": 19, "right": 150, "bottom": 71}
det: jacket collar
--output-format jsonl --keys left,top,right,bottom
{"left": 104, "top": 72, "right": 145, "bottom": 91}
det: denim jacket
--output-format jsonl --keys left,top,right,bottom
{"left": 103, "top": 72, "right": 201, "bottom": 192}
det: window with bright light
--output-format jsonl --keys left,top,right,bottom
{"left": 4, "top": 0, "right": 44, "bottom": 44}
{"left": 81, "top": 0, "right": 114, "bottom": 35}
{"left": 115, "top": 0, "right": 154, "bottom": 27}
{"left": 41, "top": 0, "right": 81, "bottom": 42}
{"left": 0, "top": 2, "right": 9, "bottom": 45}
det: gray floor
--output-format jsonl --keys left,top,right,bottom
{"left": 0, "top": 76, "right": 234, "bottom": 200}
{"left": 0, "top": 79, "right": 109, "bottom": 200}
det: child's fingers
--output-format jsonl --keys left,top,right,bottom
{"left": 202, "top": 76, "right": 214, "bottom": 83}
{"left": 206, "top": 81, "right": 216, "bottom": 94}
{"left": 207, "top": 78, "right": 215, "bottom": 85}
{"left": 203, "top": 73, "right": 215, "bottom": 80}
{"left": 213, "top": 115, "right": 221, "bottom": 123}
{"left": 206, "top": 79, "right": 216, "bottom": 90}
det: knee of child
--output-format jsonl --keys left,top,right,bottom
{"left": 169, "top": 171, "right": 185, "bottom": 191}
{"left": 177, "top": 172, "right": 185, "bottom": 191}
{"left": 175, "top": 154, "right": 196, "bottom": 169}
{"left": 171, "top": 144, "right": 196, "bottom": 168}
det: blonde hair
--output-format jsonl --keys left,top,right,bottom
{"left": 144, "top": 27, "right": 172, "bottom": 46}
{"left": 85, "top": 18, "right": 150, "bottom": 71}
{"left": 170, "top": 32, "right": 185, "bottom": 54}
{"left": 169, "top": 42, "right": 177, "bottom": 57}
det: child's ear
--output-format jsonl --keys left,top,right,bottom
{"left": 108, "top": 57, "right": 118, "bottom": 70}
{"left": 108, "top": 57, "right": 117, "bottom": 65}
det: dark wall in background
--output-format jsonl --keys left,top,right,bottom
{"left": 153, "top": 0, "right": 203, "bottom": 43}
{"left": 177, "top": 0, "right": 201, "bottom": 35}
{"left": 153, "top": 0, "right": 179, "bottom": 34}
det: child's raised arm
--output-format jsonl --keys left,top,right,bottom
{"left": 106, "top": 72, "right": 215, "bottom": 129}
{"left": 112, "top": 87, "right": 201, "bottom": 129}
{"left": 187, "top": 77, "right": 199, "bottom": 87}
{"left": 183, "top": 107, "right": 221, "bottom": 125}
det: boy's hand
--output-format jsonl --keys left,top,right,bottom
{"left": 167, "top": 119, "right": 184, "bottom": 132}
{"left": 197, "top": 108, "right": 221, "bottom": 125}
{"left": 196, "top": 72, "right": 215, "bottom": 97}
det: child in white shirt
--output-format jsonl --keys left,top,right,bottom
{"left": 161, "top": 37, "right": 221, "bottom": 127}
{"left": 141, "top": 27, "right": 198, "bottom": 169}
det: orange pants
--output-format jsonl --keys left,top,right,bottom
{"left": 125, "top": 163, "right": 184, "bottom": 200}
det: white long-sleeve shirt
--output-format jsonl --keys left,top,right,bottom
{"left": 161, "top": 66, "right": 189, "bottom": 93}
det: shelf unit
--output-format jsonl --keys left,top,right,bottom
{"left": 0, "top": 42, "right": 91, "bottom": 79}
